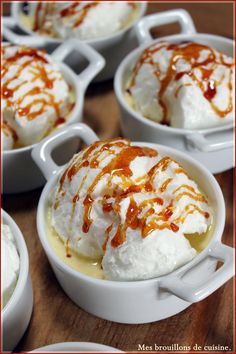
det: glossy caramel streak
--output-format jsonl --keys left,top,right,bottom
{"left": 159, "top": 177, "right": 173, "bottom": 192}
{"left": 148, "top": 157, "right": 173, "bottom": 182}
{"left": 73, "top": 3, "right": 99, "bottom": 28}
{"left": 175, "top": 204, "right": 210, "bottom": 224}
{"left": 174, "top": 184, "right": 207, "bottom": 203}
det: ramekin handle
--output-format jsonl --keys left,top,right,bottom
{"left": 135, "top": 9, "right": 196, "bottom": 45}
{"left": 159, "top": 242, "right": 235, "bottom": 303}
{"left": 186, "top": 129, "right": 234, "bottom": 152}
{"left": 51, "top": 39, "right": 105, "bottom": 91}
{"left": 2, "top": 16, "right": 47, "bottom": 46}
{"left": 31, "top": 123, "right": 99, "bottom": 181}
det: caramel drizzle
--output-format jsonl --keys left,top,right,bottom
{"left": 33, "top": 2, "right": 52, "bottom": 32}
{"left": 159, "top": 178, "right": 173, "bottom": 192}
{"left": 174, "top": 184, "right": 207, "bottom": 203}
{"left": 72, "top": 3, "right": 99, "bottom": 28}
{"left": 1, "top": 45, "right": 70, "bottom": 125}
{"left": 55, "top": 139, "right": 210, "bottom": 249}
{"left": 175, "top": 204, "right": 210, "bottom": 224}
{"left": 129, "top": 41, "right": 234, "bottom": 123}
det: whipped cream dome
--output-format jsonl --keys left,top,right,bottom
{"left": 26, "top": 2, "right": 137, "bottom": 40}
{"left": 1, "top": 44, "right": 72, "bottom": 150}
{"left": 1, "top": 224, "right": 20, "bottom": 308}
{"left": 126, "top": 41, "right": 234, "bottom": 129}
{"left": 51, "top": 138, "right": 212, "bottom": 281}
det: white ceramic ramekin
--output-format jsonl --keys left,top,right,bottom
{"left": 1, "top": 209, "right": 33, "bottom": 351}
{"left": 2, "top": 39, "right": 105, "bottom": 194}
{"left": 32, "top": 123, "right": 235, "bottom": 324}
{"left": 31, "top": 342, "right": 123, "bottom": 352}
{"left": 3, "top": 2, "right": 147, "bottom": 81}
{"left": 114, "top": 9, "right": 234, "bottom": 174}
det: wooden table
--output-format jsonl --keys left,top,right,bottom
{"left": 2, "top": 2, "right": 234, "bottom": 352}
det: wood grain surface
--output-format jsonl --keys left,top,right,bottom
{"left": 2, "top": 2, "right": 234, "bottom": 353}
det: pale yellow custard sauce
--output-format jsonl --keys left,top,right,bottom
{"left": 46, "top": 209, "right": 214, "bottom": 281}
{"left": 46, "top": 210, "right": 104, "bottom": 280}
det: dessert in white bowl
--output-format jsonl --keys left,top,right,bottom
{"left": 1, "top": 44, "right": 74, "bottom": 150}
{"left": 3, "top": 2, "right": 146, "bottom": 82}
{"left": 2, "top": 40, "right": 105, "bottom": 194}
{"left": 33, "top": 123, "right": 234, "bottom": 323}
{"left": 126, "top": 41, "right": 235, "bottom": 130}
{"left": 1, "top": 223, "right": 20, "bottom": 308}
{"left": 49, "top": 137, "right": 212, "bottom": 281}
{"left": 20, "top": 2, "right": 140, "bottom": 40}
{"left": 114, "top": 10, "right": 234, "bottom": 173}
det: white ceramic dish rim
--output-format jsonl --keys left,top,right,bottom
{"left": 6, "top": 2, "right": 147, "bottom": 45}
{"left": 34, "top": 124, "right": 228, "bottom": 291}
{"left": 114, "top": 32, "right": 234, "bottom": 137}
{"left": 1, "top": 209, "right": 30, "bottom": 318}
{"left": 31, "top": 341, "right": 123, "bottom": 352}
{"left": 2, "top": 39, "right": 105, "bottom": 155}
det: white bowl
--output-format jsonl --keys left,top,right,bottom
{"left": 3, "top": 2, "right": 147, "bottom": 81}
{"left": 2, "top": 209, "right": 33, "bottom": 351}
{"left": 114, "top": 9, "right": 234, "bottom": 174}
{"left": 32, "top": 123, "right": 235, "bottom": 324}
{"left": 31, "top": 342, "right": 123, "bottom": 352}
{"left": 2, "top": 39, "right": 105, "bottom": 194}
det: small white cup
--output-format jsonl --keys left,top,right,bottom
{"left": 114, "top": 9, "right": 234, "bottom": 174}
{"left": 32, "top": 123, "right": 234, "bottom": 324}
{"left": 2, "top": 39, "right": 105, "bottom": 194}
{"left": 2, "top": 209, "right": 33, "bottom": 351}
{"left": 3, "top": 2, "right": 147, "bottom": 81}
{"left": 31, "top": 342, "right": 123, "bottom": 352}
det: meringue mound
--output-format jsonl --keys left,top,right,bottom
{"left": 49, "top": 138, "right": 212, "bottom": 281}
{"left": 20, "top": 2, "right": 139, "bottom": 40}
{"left": 1, "top": 44, "right": 74, "bottom": 150}
{"left": 126, "top": 41, "right": 234, "bottom": 130}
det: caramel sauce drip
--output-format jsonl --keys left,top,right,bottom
{"left": 59, "top": 2, "right": 99, "bottom": 28}
{"left": 33, "top": 2, "right": 43, "bottom": 31}
{"left": 33, "top": 2, "right": 51, "bottom": 32}
{"left": 54, "top": 117, "right": 66, "bottom": 126}
{"left": 1, "top": 45, "right": 68, "bottom": 127}
{"left": 83, "top": 194, "right": 94, "bottom": 233}
{"left": 54, "top": 139, "right": 210, "bottom": 249}
{"left": 174, "top": 184, "right": 207, "bottom": 203}
{"left": 73, "top": 3, "right": 99, "bottom": 28}
{"left": 148, "top": 157, "right": 173, "bottom": 183}
{"left": 103, "top": 224, "right": 113, "bottom": 251}
{"left": 66, "top": 239, "right": 71, "bottom": 258}
{"left": 175, "top": 204, "right": 210, "bottom": 224}
{"left": 130, "top": 41, "right": 234, "bottom": 122}
{"left": 159, "top": 178, "right": 173, "bottom": 192}
{"left": 60, "top": 2, "right": 80, "bottom": 17}
{"left": 111, "top": 225, "right": 126, "bottom": 248}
